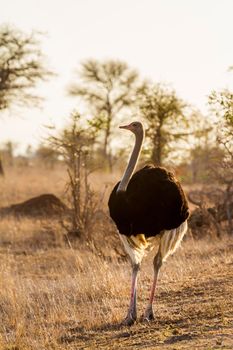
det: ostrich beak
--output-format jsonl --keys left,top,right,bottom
{"left": 119, "top": 124, "right": 131, "bottom": 130}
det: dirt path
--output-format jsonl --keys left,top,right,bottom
{"left": 60, "top": 259, "right": 233, "bottom": 349}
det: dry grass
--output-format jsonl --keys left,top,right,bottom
{"left": 0, "top": 216, "right": 125, "bottom": 348}
{"left": 0, "top": 165, "right": 232, "bottom": 349}
{"left": 0, "top": 165, "right": 67, "bottom": 207}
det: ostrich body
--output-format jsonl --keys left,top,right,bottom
{"left": 108, "top": 121, "right": 189, "bottom": 325}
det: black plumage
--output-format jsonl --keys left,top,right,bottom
{"left": 108, "top": 165, "right": 189, "bottom": 238}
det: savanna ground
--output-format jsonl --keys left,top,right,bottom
{"left": 0, "top": 166, "right": 232, "bottom": 350}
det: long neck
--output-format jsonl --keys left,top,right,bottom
{"left": 117, "top": 131, "right": 144, "bottom": 193}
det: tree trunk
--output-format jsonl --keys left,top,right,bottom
{"left": 152, "top": 124, "right": 163, "bottom": 166}
{"left": 103, "top": 127, "right": 109, "bottom": 159}
{"left": 225, "top": 183, "right": 233, "bottom": 235}
{"left": 0, "top": 157, "right": 4, "bottom": 176}
{"left": 104, "top": 98, "right": 113, "bottom": 171}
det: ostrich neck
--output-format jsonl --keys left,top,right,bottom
{"left": 117, "top": 132, "right": 144, "bottom": 193}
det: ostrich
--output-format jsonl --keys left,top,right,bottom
{"left": 108, "top": 121, "right": 189, "bottom": 326}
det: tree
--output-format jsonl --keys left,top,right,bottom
{"left": 69, "top": 59, "right": 139, "bottom": 169}
{"left": 189, "top": 145, "right": 225, "bottom": 183}
{"left": 0, "top": 141, "right": 16, "bottom": 167}
{"left": 138, "top": 82, "right": 187, "bottom": 166}
{"left": 34, "top": 144, "right": 60, "bottom": 168}
{"left": 50, "top": 112, "right": 100, "bottom": 237}
{"left": 209, "top": 89, "right": 233, "bottom": 158}
{"left": 209, "top": 88, "right": 233, "bottom": 234}
{"left": 0, "top": 25, "right": 52, "bottom": 174}
{"left": 0, "top": 25, "right": 52, "bottom": 109}
{"left": 0, "top": 25, "right": 51, "bottom": 110}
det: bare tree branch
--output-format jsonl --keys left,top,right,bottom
{"left": 0, "top": 24, "right": 53, "bottom": 111}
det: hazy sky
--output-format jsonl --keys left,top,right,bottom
{"left": 1, "top": 0, "right": 233, "bottom": 153}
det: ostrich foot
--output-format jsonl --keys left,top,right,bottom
{"left": 121, "top": 312, "right": 137, "bottom": 326}
{"left": 142, "top": 306, "right": 155, "bottom": 322}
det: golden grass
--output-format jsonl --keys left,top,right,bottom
{"left": 0, "top": 220, "right": 124, "bottom": 348}
{"left": 0, "top": 214, "right": 232, "bottom": 349}
{"left": 0, "top": 165, "right": 67, "bottom": 207}
{"left": 0, "top": 165, "right": 232, "bottom": 349}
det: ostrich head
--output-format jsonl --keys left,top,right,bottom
{"left": 119, "top": 121, "right": 144, "bottom": 137}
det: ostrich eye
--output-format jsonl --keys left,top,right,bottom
{"left": 132, "top": 123, "right": 138, "bottom": 127}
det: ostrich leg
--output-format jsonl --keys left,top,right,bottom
{"left": 143, "top": 223, "right": 187, "bottom": 322}
{"left": 122, "top": 263, "right": 140, "bottom": 326}
{"left": 143, "top": 251, "right": 162, "bottom": 321}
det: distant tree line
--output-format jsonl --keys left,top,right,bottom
{"left": 1, "top": 23, "right": 232, "bottom": 236}
{"left": 0, "top": 23, "right": 232, "bottom": 186}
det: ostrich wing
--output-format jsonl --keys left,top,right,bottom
{"left": 108, "top": 166, "right": 189, "bottom": 238}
